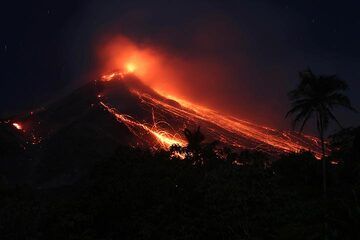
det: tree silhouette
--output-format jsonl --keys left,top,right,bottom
{"left": 184, "top": 126, "right": 205, "bottom": 152}
{"left": 329, "top": 127, "right": 360, "bottom": 182}
{"left": 286, "top": 68, "right": 356, "bottom": 196}
{"left": 174, "top": 126, "right": 220, "bottom": 166}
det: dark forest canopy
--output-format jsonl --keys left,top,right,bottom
{"left": 0, "top": 126, "right": 359, "bottom": 239}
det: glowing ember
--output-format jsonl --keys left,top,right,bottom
{"left": 12, "top": 122, "right": 23, "bottom": 130}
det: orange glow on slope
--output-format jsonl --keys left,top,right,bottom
{"left": 99, "top": 101, "right": 186, "bottom": 149}
{"left": 12, "top": 122, "right": 23, "bottom": 130}
{"left": 130, "top": 89, "right": 323, "bottom": 158}
{"left": 97, "top": 72, "right": 323, "bottom": 158}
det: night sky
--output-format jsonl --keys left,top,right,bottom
{"left": 1, "top": 0, "right": 359, "bottom": 133}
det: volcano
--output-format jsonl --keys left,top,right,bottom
{"left": 0, "top": 71, "right": 322, "bottom": 186}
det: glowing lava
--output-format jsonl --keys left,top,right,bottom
{"left": 135, "top": 91, "right": 323, "bottom": 157}
{"left": 100, "top": 101, "right": 185, "bottom": 149}
{"left": 101, "top": 72, "right": 125, "bottom": 81}
{"left": 97, "top": 71, "right": 324, "bottom": 158}
{"left": 12, "top": 122, "right": 23, "bottom": 130}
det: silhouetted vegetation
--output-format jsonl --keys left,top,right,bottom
{"left": 1, "top": 126, "right": 360, "bottom": 239}
{"left": 286, "top": 69, "right": 356, "bottom": 196}
{"left": 329, "top": 127, "right": 360, "bottom": 184}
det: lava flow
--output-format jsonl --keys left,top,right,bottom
{"left": 99, "top": 101, "right": 186, "bottom": 149}
{"left": 98, "top": 70, "right": 323, "bottom": 158}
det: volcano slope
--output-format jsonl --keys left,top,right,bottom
{"left": 0, "top": 73, "right": 322, "bottom": 186}
{"left": 97, "top": 73, "right": 322, "bottom": 156}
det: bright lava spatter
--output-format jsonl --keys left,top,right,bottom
{"left": 100, "top": 101, "right": 186, "bottom": 149}
{"left": 99, "top": 71, "right": 323, "bottom": 158}
{"left": 12, "top": 122, "right": 23, "bottom": 130}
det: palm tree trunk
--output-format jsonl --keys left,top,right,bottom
{"left": 318, "top": 121, "right": 329, "bottom": 240}
{"left": 319, "top": 122, "right": 327, "bottom": 198}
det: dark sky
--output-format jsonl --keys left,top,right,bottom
{"left": 1, "top": 0, "right": 359, "bottom": 133}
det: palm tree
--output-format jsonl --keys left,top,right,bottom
{"left": 286, "top": 68, "right": 356, "bottom": 197}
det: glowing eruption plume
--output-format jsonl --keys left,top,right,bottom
{"left": 126, "top": 63, "right": 136, "bottom": 73}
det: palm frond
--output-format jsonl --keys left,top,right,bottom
{"left": 291, "top": 107, "right": 313, "bottom": 130}
{"left": 321, "top": 74, "right": 348, "bottom": 92}
{"left": 287, "top": 69, "right": 356, "bottom": 134}
{"left": 326, "top": 109, "right": 343, "bottom": 129}
{"left": 285, "top": 102, "right": 312, "bottom": 119}
{"left": 299, "top": 111, "right": 313, "bottom": 132}
{"left": 327, "top": 93, "right": 357, "bottom": 112}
